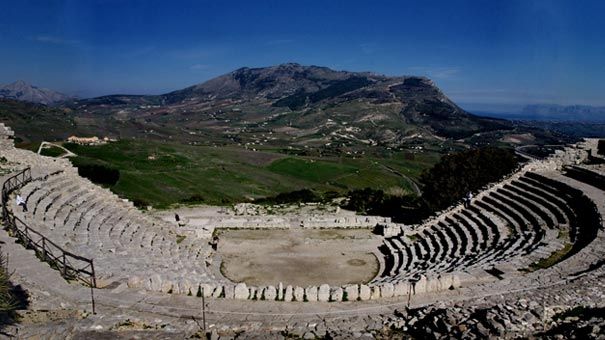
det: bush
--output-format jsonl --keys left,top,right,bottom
{"left": 74, "top": 161, "right": 120, "bottom": 186}
{"left": 40, "top": 145, "right": 66, "bottom": 157}
{"left": 343, "top": 188, "right": 429, "bottom": 224}
{"left": 258, "top": 189, "right": 322, "bottom": 205}
{"left": 0, "top": 251, "right": 27, "bottom": 325}
{"left": 180, "top": 194, "right": 205, "bottom": 204}
{"left": 131, "top": 198, "right": 150, "bottom": 208}
{"left": 420, "top": 147, "right": 518, "bottom": 211}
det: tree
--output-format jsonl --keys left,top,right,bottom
{"left": 420, "top": 147, "right": 518, "bottom": 211}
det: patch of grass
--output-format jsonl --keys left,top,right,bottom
{"left": 52, "top": 139, "right": 438, "bottom": 209}
{"left": 176, "top": 235, "right": 186, "bottom": 244}
{"left": 267, "top": 157, "right": 358, "bottom": 183}
{"left": 40, "top": 145, "right": 67, "bottom": 157}
{"left": 406, "top": 234, "right": 419, "bottom": 242}
{"left": 529, "top": 243, "right": 573, "bottom": 271}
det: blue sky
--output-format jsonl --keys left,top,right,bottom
{"left": 1, "top": 0, "right": 603, "bottom": 112}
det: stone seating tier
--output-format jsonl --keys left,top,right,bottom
{"left": 372, "top": 171, "right": 593, "bottom": 284}
{"left": 2, "top": 129, "right": 604, "bottom": 302}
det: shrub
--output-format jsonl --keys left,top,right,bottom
{"left": 131, "top": 198, "right": 150, "bottom": 208}
{"left": 0, "top": 251, "right": 27, "bottom": 325}
{"left": 180, "top": 194, "right": 205, "bottom": 204}
{"left": 40, "top": 145, "right": 66, "bottom": 157}
{"left": 258, "top": 189, "right": 322, "bottom": 205}
{"left": 343, "top": 188, "right": 429, "bottom": 224}
{"left": 420, "top": 147, "right": 518, "bottom": 211}
{"left": 72, "top": 159, "right": 120, "bottom": 186}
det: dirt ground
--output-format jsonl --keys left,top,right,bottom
{"left": 216, "top": 228, "right": 381, "bottom": 287}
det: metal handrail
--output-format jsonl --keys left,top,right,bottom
{"left": 1, "top": 168, "right": 96, "bottom": 288}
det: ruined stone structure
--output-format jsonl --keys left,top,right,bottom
{"left": 1, "top": 121, "right": 604, "bottom": 338}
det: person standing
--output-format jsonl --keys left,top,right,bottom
{"left": 465, "top": 191, "right": 474, "bottom": 208}
{"left": 16, "top": 194, "right": 27, "bottom": 212}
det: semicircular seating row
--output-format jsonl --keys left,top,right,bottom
{"left": 12, "top": 169, "right": 220, "bottom": 287}
{"left": 372, "top": 171, "right": 601, "bottom": 284}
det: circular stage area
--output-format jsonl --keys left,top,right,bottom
{"left": 217, "top": 228, "right": 381, "bottom": 287}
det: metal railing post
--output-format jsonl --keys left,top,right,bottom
{"left": 41, "top": 238, "right": 46, "bottom": 261}
{"left": 90, "top": 260, "right": 97, "bottom": 288}
{"left": 90, "top": 282, "right": 96, "bottom": 314}
{"left": 62, "top": 253, "right": 67, "bottom": 277}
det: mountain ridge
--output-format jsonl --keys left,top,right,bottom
{"left": 0, "top": 80, "right": 72, "bottom": 105}
{"left": 65, "top": 63, "right": 510, "bottom": 144}
{"left": 0, "top": 64, "right": 523, "bottom": 147}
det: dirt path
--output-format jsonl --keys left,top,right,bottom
{"left": 378, "top": 163, "right": 422, "bottom": 195}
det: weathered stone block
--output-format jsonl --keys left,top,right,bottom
{"left": 305, "top": 286, "right": 318, "bottom": 302}
{"left": 264, "top": 285, "right": 277, "bottom": 300}
{"left": 211, "top": 285, "right": 223, "bottom": 298}
{"left": 344, "top": 284, "right": 359, "bottom": 301}
{"left": 150, "top": 274, "right": 162, "bottom": 292}
{"left": 438, "top": 275, "right": 454, "bottom": 291}
{"left": 182, "top": 280, "right": 194, "bottom": 295}
{"left": 224, "top": 285, "right": 235, "bottom": 299}
{"left": 414, "top": 275, "right": 427, "bottom": 295}
{"left": 201, "top": 283, "right": 215, "bottom": 298}
{"left": 318, "top": 284, "right": 330, "bottom": 302}
{"left": 452, "top": 274, "right": 461, "bottom": 289}
{"left": 277, "top": 282, "right": 284, "bottom": 300}
{"left": 394, "top": 281, "right": 411, "bottom": 297}
{"left": 294, "top": 287, "right": 305, "bottom": 302}
{"left": 161, "top": 280, "right": 173, "bottom": 293}
{"left": 235, "top": 283, "right": 248, "bottom": 299}
{"left": 127, "top": 276, "right": 143, "bottom": 288}
{"left": 284, "top": 285, "right": 293, "bottom": 302}
{"left": 370, "top": 286, "right": 381, "bottom": 300}
{"left": 172, "top": 282, "right": 181, "bottom": 295}
{"left": 427, "top": 277, "right": 440, "bottom": 293}
{"left": 359, "top": 285, "right": 371, "bottom": 301}
{"left": 330, "top": 287, "right": 343, "bottom": 302}
{"left": 380, "top": 283, "right": 394, "bottom": 298}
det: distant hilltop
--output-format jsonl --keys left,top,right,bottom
{"left": 66, "top": 63, "right": 510, "bottom": 141}
{"left": 0, "top": 80, "right": 72, "bottom": 105}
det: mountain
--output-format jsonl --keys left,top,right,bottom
{"left": 65, "top": 63, "right": 511, "bottom": 148}
{"left": 522, "top": 104, "right": 605, "bottom": 121}
{"left": 0, "top": 98, "right": 76, "bottom": 143}
{"left": 0, "top": 80, "right": 72, "bottom": 105}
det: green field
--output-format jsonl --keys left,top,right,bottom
{"left": 57, "top": 140, "right": 439, "bottom": 209}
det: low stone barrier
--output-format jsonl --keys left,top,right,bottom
{"left": 126, "top": 273, "right": 461, "bottom": 302}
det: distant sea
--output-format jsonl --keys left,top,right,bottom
{"left": 472, "top": 111, "right": 605, "bottom": 123}
{"left": 470, "top": 111, "right": 605, "bottom": 138}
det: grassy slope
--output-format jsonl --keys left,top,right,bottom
{"left": 0, "top": 99, "right": 76, "bottom": 144}
{"left": 61, "top": 140, "right": 438, "bottom": 208}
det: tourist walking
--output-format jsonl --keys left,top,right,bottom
{"left": 16, "top": 194, "right": 27, "bottom": 212}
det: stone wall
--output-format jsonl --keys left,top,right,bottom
{"left": 126, "top": 273, "right": 461, "bottom": 302}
